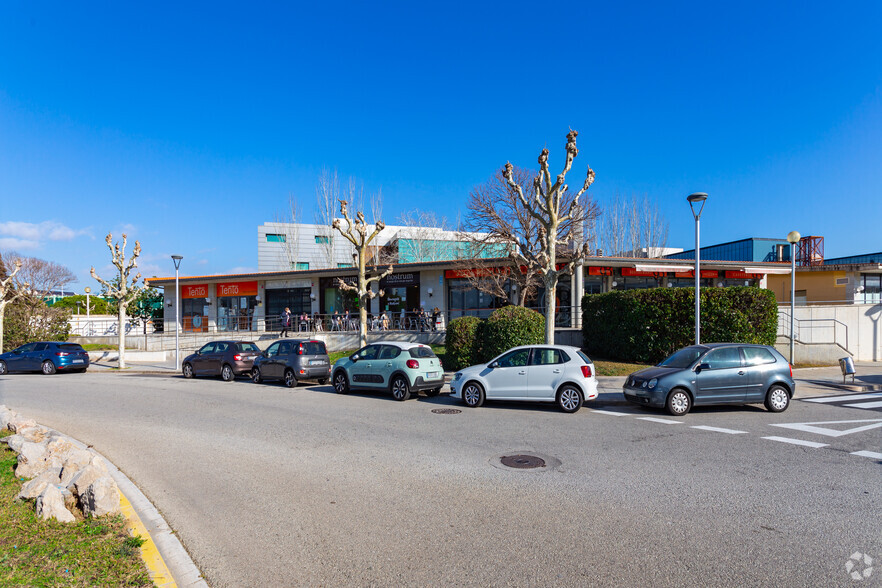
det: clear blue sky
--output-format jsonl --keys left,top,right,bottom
{"left": 2, "top": 1, "right": 880, "bottom": 290}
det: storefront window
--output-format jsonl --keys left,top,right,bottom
{"left": 320, "top": 276, "right": 358, "bottom": 315}
{"left": 447, "top": 278, "right": 508, "bottom": 319}
{"left": 216, "top": 281, "right": 258, "bottom": 331}
{"left": 266, "top": 288, "right": 312, "bottom": 325}
{"left": 180, "top": 284, "right": 209, "bottom": 332}
{"left": 380, "top": 273, "right": 421, "bottom": 320}
{"left": 527, "top": 274, "right": 572, "bottom": 327}
{"left": 859, "top": 274, "right": 881, "bottom": 304}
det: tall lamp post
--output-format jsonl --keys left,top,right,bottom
{"left": 687, "top": 193, "right": 708, "bottom": 345}
{"left": 84, "top": 287, "right": 91, "bottom": 320}
{"left": 786, "top": 231, "right": 801, "bottom": 364}
{"left": 171, "top": 255, "right": 183, "bottom": 371}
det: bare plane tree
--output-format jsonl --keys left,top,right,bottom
{"left": 315, "top": 168, "right": 340, "bottom": 268}
{"left": 501, "top": 130, "right": 599, "bottom": 344}
{"left": 273, "top": 193, "right": 301, "bottom": 269}
{"left": 90, "top": 234, "right": 142, "bottom": 369}
{"left": 597, "top": 192, "right": 669, "bottom": 257}
{"left": 398, "top": 209, "right": 451, "bottom": 263}
{"left": 0, "top": 255, "right": 24, "bottom": 354}
{"left": 331, "top": 199, "right": 392, "bottom": 347}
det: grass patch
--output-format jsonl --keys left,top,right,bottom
{"left": 79, "top": 344, "right": 135, "bottom": 351}
{"left": 589, "top": 358, "right": 654, "bottom": 377}
{"left": 0, "top": 431, "right": 152, "bottom": 586}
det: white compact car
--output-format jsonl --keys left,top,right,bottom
{"left": 449, "top": 345, "right": 598, "bottom": 413}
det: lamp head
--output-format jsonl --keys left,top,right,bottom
{"left": 84, "top": 287, "right": 91, "bottom": 294}
{"left": 171, "top": 254, "right": 183, "bottom": 270}
{"left": 687, "top": 193, "right": 708, "bottom": 219}
{"left": 786, "top": 231, "right": 801, "bottom": 244}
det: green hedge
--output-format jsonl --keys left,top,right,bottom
{"left": 445, "top": 316, "right": 482, "bottom": 372}
{"left": 444, "top": 306, "right": 546, "bottom": 371}
{"left": 581, "top": 286, "right": 778, "bottom": 364}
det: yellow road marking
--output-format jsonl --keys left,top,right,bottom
{"left": 119, "top": 492, "right": 177, "bottom": 587}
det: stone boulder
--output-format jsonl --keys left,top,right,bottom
{"left": 0, "top": 408, "right": 15, "bottom": 429}
{"left": 7, "top": 417, "right": 37, "bottom": 433}
{"left": 15, "top": 441, "right": 49, "bottom": 478}
{"left": 80, "top": 476, "right": 120, "bottom": 517}
{"left": 16, "top": 426, "right": 51, "bottom": 443}
{"left": 35, "top": 484, "right": 76, "bottom": 523}
{"left": 70, "top": 463, "right": 109, "bottom": 498}
{"left": 3, "top": 434, "right": 27, "bottom": 453}
{"left": 58, "top": 449, "right": 94, "bottom": 486}
{"left": 17, "top": 467, "right": 62, "bottom": 500}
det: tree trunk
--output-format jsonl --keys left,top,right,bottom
{"left": 0, "top": 302, "right": 6, "bottom": 354}
{"left": 117, "top": 304, "right": 126, "bottom": 369}
{"left": 545, "top": 224, "right": 558, "bottom": 345}
{"left": 357, "top": 249, "right": 368, "bottom": 348}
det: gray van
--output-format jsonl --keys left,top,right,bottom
{"left": 251, "top": 339, "right": 331, "bottom": 387}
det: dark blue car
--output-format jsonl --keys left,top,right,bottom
{"left": 0, "top": 342, "right": 90, "bottom": 375}
{"left": 623, "top": 343, "right": 795, "bottom": 416}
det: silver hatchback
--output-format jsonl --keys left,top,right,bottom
{"left": 252, "top": 339, "right": 331, "bottom": 387}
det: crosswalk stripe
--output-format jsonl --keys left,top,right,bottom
{"left": 762, "top": 436, "right": 828, "bottom": 448}
{"left": 691, "top": 425, "right": 748, "bottom": 435}
{"left": 843, "top": 401, "right": 882, "bottom": 409}
{"left": 636, "top": 417, "right": 682, "bottom": 425}
{"left": 851, "top": 450, "right": 882, "bottom": 460}
{"left": 587, "top": 409, "right": 633, "bottom": 416}
{"left": 802, "top": 393, "right": 882, "bottom": 403}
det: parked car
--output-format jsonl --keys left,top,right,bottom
{"left": 252, "top": 339, "right": 330, "bottom": 387}
{"left": 449, "top": 345, "right": 598, "bottom": 413}
{"left": 622, "top": 343, "right": 795, "bottom": 416}
{"left": 182, "top": 340, "right": 261, "bottom": 381}
{"left": 331, "top": 341, "right": 444, "bottom": 401}
{"left": 0, "top": 341, "right": 90, "bottom": 375}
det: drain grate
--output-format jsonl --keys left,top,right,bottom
{"left": 431, "top": 408, "right": 462, "bottom": 415}
{"left": 500, "top": 454, "right": 546, "bottom": 469}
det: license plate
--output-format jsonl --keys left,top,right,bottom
{"left": 310, "top": 360, "right": 326, "bottom": 365}
{"left": 426, "top": 371, "right": 439, "bottom": 379}
{"left": 73, "top": 359, "right": 84, "bottom": 364}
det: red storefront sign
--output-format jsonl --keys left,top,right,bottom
{"left": 216, "top": 281, "right": 258, "bottom": 297}
{"left": 724, "top": 271, "right": 763, "bottom": 280}
{"left": 181, "top": 284, "right": 209, "bottom": 299}
{"left": 588, "top": 266, "right": 613, "bottom": 276}
{"left": 621, "top": 268, "right": 667, "bottom": 277}
{"left": 445, "top": 268, "right": 508, "bottom": 279}
{"left": 674, "top": 270, "right": 719, "bottom": 278}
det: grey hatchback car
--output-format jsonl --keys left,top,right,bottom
{"left": 623, "top": 343, "right": 795, "bottom": 416}
{"left": 252, "top": 339, "right": 331, "bottom": 387}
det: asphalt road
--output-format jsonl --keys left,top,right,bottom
{"left": 1, "top": 372, "right": 880, "bottom": 587}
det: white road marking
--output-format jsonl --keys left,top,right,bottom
{"left": 691, "top": 425, "right": 748, "bottom": 435}
{"left": 636, "top": 417, "right": 683, "bottom": 425}
{"left": 762, "top": 436, "right": 829, "bottom": 448}
{"left": 802, "top": 393, "right": 882, "bottom": 403}
{"left": 588, "top": 409, "right": 633, "bottom": 417}
{"left": 850, "top": 450, "right": 882, "bottom": 460}
{"left": 771, "top": 419, "right": 882, "bottom": 438}
{"left": 843, "top": 400, "right": 882, "bottom": 409}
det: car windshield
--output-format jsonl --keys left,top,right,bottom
{"left": 657, "top": 346, "right": 706, "bottom": 368}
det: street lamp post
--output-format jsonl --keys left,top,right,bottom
{"left": 787, "top": 231, "right": 801, "bottom": 364}
{"left": 687, "top": 193, "right": 708, "bottom": 345}
{"left": 84, "top": 287, "right": 91, "bottom": 320}
{"left": 171, "top": 255, "right": 183, "bottom": 371}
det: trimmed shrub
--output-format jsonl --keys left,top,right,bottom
{"left": 445, "top": 316, "right": 482, "bottom": 372}
{"left": 478, "top": 306, "right": 546, "bottom": 363}
{"left": 582, "top": 286, "right": 778, "bottom": 364}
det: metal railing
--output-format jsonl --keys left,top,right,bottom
{"left": 777, "top": 310, "right": 850, "bottom": 352}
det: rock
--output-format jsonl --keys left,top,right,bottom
{"left": 3, "top": 434, "right": 26, "bottom": 453}
{"left": 17, "top": 467, "right": 62, "bottom": 500}
{"left": 8, "top": 417, "right": 37, "bottom": 433}
{"left": 35, "top": 484, "right": 76, "bottom": 523}
{"left": 80, "top": 477, "right": 120, "bottom": 517}
{"left": 58, "top": 449, "right": 93, "bottom": 483}
{"left": 70, "top": 464, "right": 108, "bottom": 497}
{"left": 46, "top": 437, "right": 73, "bottom": 456}
{"left": 0, "top": 408, "right": 15, "bottom": 429}
{"left": 15, "top": 441, "right": 50, "bottom": 478}
{"left": 16, "top": 426, "right": 51, "bottom": 443}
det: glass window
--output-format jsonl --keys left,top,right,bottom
{"left": 266, "top": 234, "right": 286, "bottom": 243}
{"left": 742, "top": 347, "right": 776, "bottom": 365}
{"left": 266, "top": 288, "right": 311, "bottom": 320}
{"left": 315, "top": 236, "right": 330, "bottom": 244}
{"left": 293, "top": 262, "right": 309, "bottom": 270}
{"left": 278, "top": 341, "right": 292, "bottom": 355}
{"left": 378, "top": 346, "right": 396, "bottom": 360}
{"left": 497, "top": 349, "right": 531, "bottom": 368}
{"left": 703, "top": 347, "right": 743, "bottom": 369}
{"left": 237, "top": 343, "right": 260, "bottom": 352}
{"left": 265, "top": 342, "right": 280, "bottom": 357}
{"left": 357, "top": 345, "right": 380, "bottom": 360}
{"left": 34, "top": 343, "right": 49, "bottom": 351}
{"left": 15, "top": 343, "right": 36, "bottom": 353}
{"left": 215, "top": 342, "right": 229, "bottom": 353}
{"left": 658, "top": 346, "right": 706, "bottom": 368}
{"left": 577, "top": 350, "right": 592, "bottom": 364}
{"left": 337, "top": 263, "right": 354, "bottom": 268}
{"left": 531, "top": 348, "right": 564, "bottom": 365}
{"left": 199, "top": 343, "right": 216, "bottom": 354}
{"left": 303, "top": 341, "right": 326, "bottom": 355}
{"left": 408, "top": 346, "right": 435, "bottom": 358}
{"left": 59, "top": 344, "right": 84, "bottom": 351}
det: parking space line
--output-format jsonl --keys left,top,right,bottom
{"left": 587, "top": 409, "right": 633, "bottom": 416}
{"left": 850, "top": 450, "right": 882, "bottom": 460}
{"left": 802, "top": 393, "right": 882, "bottom": 403}
{"left": 762, "top": 436, "right": 829, "bottom": 448}
{"left": 636, "top": 417, "right": 682, "bottom": 425}
{"left": 691, "top": 425, "right": 748, "bottom": 435}
{"left": 843, "top": 400, "right": 882, "bottom": 409}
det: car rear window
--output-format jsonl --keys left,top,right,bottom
{"left": 238, "top": 343, "right": 260, "bottom": 352}
{"left": 408, "top": 346, "right": 436, "bottom": 359}
{"left": 59, "top": 344, "right": 84, "bottom": 351}
{"left": 576, "top": 350, "right": 592, "bottom": 364}
{"left": 303, "top": 342, "right": 327, "bottom": 355}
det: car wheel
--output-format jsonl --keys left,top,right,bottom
{"left": 462, "top": 381, "right": 484, "bottom": 408}
{"left": 424, "top": 387, "right": 441, "bottom": 397}
{"left": 317, "top": 378, "right": 327, "bottom": 385}
{"left": 221, "top": 364, "right": 234, "bottom": 382}
{"left": 182, "top": 363, "right": 194, "bottom": 379}
{"left": 765, "top": 385, "right": 791, "bottom": 412}
{"left": 251, "top": 367, "right": 262, "bottom": 384}
{"left": 556, "top": 385, "right": 583, "bottom": 413}
{"left": 391, "top": 376, "right": 410, "bottom": 401}
{"left": 666, "top": 388, "right": 692, "bottom": 416}
{"left": 333, "top": 371, "right": 349, "bottom": 394}
{"left": 284, "top": 369, "right": 297, "bottom": 388}
{"left": 0, "top": 360, "right": 7, "bottom": 375}
{"left": 41, "top": 360, "right": 56, "bottom": 375}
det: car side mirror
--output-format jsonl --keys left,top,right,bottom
{"left": 489, "top": 361, "right": 499, "bottom": 369}
{"left": 349, "top": 354, "right": 358, "bottom": 362}
{"left": 695, "top": 363, "right": 709, "bottom": 373}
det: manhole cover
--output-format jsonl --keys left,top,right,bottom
{"left": 431, "top": 408, "right": 462, "bottom": 415}
{"left": 500, "top": 454, "right": 546, "bottom": 469}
